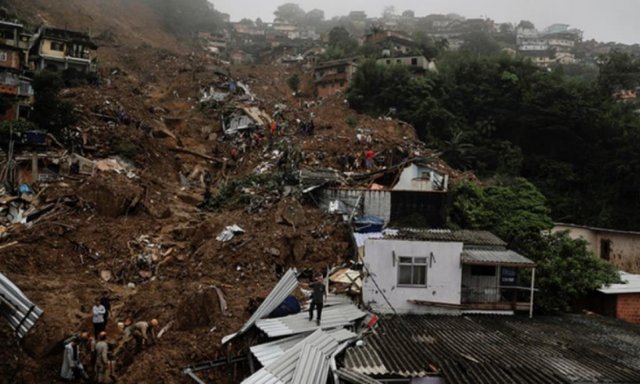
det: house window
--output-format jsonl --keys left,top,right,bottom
{"left": 337, "top": 66, "right": 346, "bottom": 73}
{"left": 386, "top": 59, "right": 391, "bottom": 64}
{"left": 600, "top": 239, "right": 612, "bottom": 261}
{"left": 0, "top": 52, "right": 7, "bottom": 62}
{"left": 411, "top": 58, "right": 418, "bottom": 66}
{"left": 398, "top": 256, "right": 427, "bottom": 286}
{"left": 50, "top": 41, "right": 65, "bottom": 51}
{"left": 396, "top": 59, "right": 401, "bottom": 64}
{"left": 471, "top": 265, "right": 496, "bottom": 276}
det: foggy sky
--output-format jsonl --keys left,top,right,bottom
{"left": 211, "top": 0, "right": 639, "bottom": 45}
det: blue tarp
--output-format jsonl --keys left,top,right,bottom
{"left": 269, "top": 296, "right": 301, "bottom": 318}
{"left": 354, "top": 215, "right": 384, "bottom": 233}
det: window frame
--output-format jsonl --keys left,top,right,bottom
{"left": 50, "top": 41, "right": 65, "bottom": 52}
{"left": 0, "top": 51, "right": 7, "bottom": 62}
{"left": 397, "top": 256, "right": 428, "bottom": 287}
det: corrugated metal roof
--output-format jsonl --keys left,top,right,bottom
{"left": 251, "top": 329, "right": 356, "bottom": 366}
{"left": 0, "top": 272, "right": 43, "bottom": 338}
{"left": 243, "top": 329, "right": 340, "bottom": 384}
{"left": 302, "top": 294, "right": 354, "bottom": 310}
{"left": 598, "top": 271, "right": 640, "bottom": 294}
{"left": 337, "top": 368, "right": 383, "bottom": 384}
{"left": 223, "top": 269, "right": 299, "bottom": 344}
{"left": 256, "top": 304, "right": 366, "bottom": 337}
{"left": 343, "top": 315, "right": 640, "bottom": 384}
{"left": 461, "top": 249, "right": 535, "bottom": 267}
{"left": 383, "top": 229, "right": 507, "bottom": 247}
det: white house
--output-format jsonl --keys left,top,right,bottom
{"left": 362, "top": 229, "right": 535, "bottom": 315}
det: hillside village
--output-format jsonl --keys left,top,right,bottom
{"left": 0, "top": 1, "right": 640, "bottom": 383}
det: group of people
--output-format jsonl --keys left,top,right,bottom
{"left": 61, "top": 291, "right": 160, "bottom": 383}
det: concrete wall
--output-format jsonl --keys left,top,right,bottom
{"left": 393, "top": 164, "right": 448, "bottom": 192}
{"left": 363, "top": 238, "right": 463, "bottom": 314}
{"left": 0, "top": 48, "right": 21, "bottom": 70}
{"left": 41, "top": 39, "right": 66, "bottom": 59}
{"left": 552, "top": 225, "right": 640, "bottom": 273}
{"left": 616, "top": 293, "right": 640, "bottom": 324}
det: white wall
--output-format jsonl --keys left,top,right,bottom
{"left": 393, "top": 164, "right": 448, "bottom": 192}
{"left": 363, "top": 239, "right": 463, "bottom": 314}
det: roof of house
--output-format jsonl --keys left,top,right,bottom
{"left": 598, "top": 271, "right": 640, "bottom": 294}
{"left": 255, "top": 304, "right": 366, "bottom": 337}
{"left": 343, "top": 315, "right": 640, "bottom": 383}
{"left": 243, "top": 329, "right": 340, "bottom": 384}
{"left": 250, "top": 328, "right": 356, "bottom": 367}
{"left": 314, "top": 58, "right": 359, "bottom": 71}
{"left": 554, "top": 222, "right": 640, "bottom": 236}
{"left": 461, "top": 249, "right": 534, "bottom": 267}
{"left": 0, "top": 272, "right": 43, "bottom": 338}
{"left": 385, "top": 229, "right": 507, "bottom": 247}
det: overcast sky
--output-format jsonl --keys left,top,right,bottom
{"left": 211, "top": 0, "right": 639, "bottom": 44}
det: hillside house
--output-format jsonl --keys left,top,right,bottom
{"left": 0, "top": 20, "right": 33, "bottom": 121}
{"left": 377, "top": 55, "right": 436, "bottom": 74}
{"left": 591, "top": 272, "right": 640, "bottom": 324}
{"left": 552, "top": 223, "right": 640, "bottom": 273}
{"left": 29, "top": 26, "right": 97, "bottom": 73}
{"left": 364, "top": 30, "right": 418, "bottom": 55}
{"left": 362, "top": 229, "right": 535, "bottom": 315}
{"left": 313, "top": 58, "right": 358, "bottom": 97}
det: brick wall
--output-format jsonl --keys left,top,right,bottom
{"left": 616, "top": 293, "right": 640, "bottom": 324}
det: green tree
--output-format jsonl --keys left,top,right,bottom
{"left": 286, "top": 73, "right": 300, "bottom": 93}
{"left": 449, "top": 179, "right": 620, "bottom": 312}
{"left": 597, "top": 50, "right": 640, "bottom": 94}
{"left": 274, "top": 3, "right": 306, "bottom": 24}
{"left": 533, "top": 232, "right": 620, "bottom": 312}
{"left": 31, "top": 71, "right": 76, "bottom": 137}
{"left": 328, "top": 26, "right": 358, "bottom": 52}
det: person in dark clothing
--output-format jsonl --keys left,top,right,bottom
{"left": 308, "top": 274, "right": 327, "bottom": 326}
{"left": 99, "top": 291, "right": 111, "bottom": 325}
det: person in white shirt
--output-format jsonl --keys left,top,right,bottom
{"left": 92, "top": 298, "right": 106, "bottom": 339}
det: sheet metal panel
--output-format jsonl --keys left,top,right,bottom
{"left": 251, "top": 329, "right": 356, "bottom": 366}
{"left": 337, "top": 368, "right": 383, "bottom": 384}
{"left": 0, "top": 272, "right": 43, "bottom": 338}
{"left": 344, "top": 315, "right": 640, "bottom": 383}
{"left": 223, "top": 269, "right": 298, "bottom": 344}
{"left": 243, "top": 329, "right": 340, "bottom": 384}
{"left": 256, "top": 304, "right": 366, "bottom": 337}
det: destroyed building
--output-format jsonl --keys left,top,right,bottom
{"left": 314, "top": 58, "right": 359, "bottom": 97}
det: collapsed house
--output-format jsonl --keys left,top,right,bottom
{"left": 222, "top": 106, "right": 272, "bottom": 135}
{"left": 307, "top": 158, "right": 450, "bottom": 227}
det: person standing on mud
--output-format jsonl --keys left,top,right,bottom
{"left": 100, "top": 291, "right": 111, "bottom": 325}
{"left": 94, "top": 332, "right": 109, "bottom": 383}
{"left": 308, "top": 274, "right": 327, "bottom": 326}
{"left": 92, "top": 298, "right": 107, "bottom": 339}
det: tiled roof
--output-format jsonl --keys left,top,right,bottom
{"left": 385, "top": 229, "right": 507, "bottom": 247}
{"left": 343, "top": 315, "right": 640, "bottom": 383}
{"left": 461, "top": 249, "right": 535, "bottom": 267}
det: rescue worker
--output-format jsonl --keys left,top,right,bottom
{"left": 307, "top": 274, "right": 327, "bottom": 326}
{"left": 94, "top": 332, "right": 109, "bottom": 383}
{"left": 61, "top": 338, "right": 89, "bottom": 381}
{"left": 125, "top": 319, "right": 159, "bottom": 352}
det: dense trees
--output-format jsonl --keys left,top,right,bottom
{"left": 347, "top": 51, "right": 640, "bottom": 230}
{"left": 450, "top": 179, "right": 619, "bottom": 312}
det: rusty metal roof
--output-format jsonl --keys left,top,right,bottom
{"left": 343, "top": 315, "right": 640, "bottom": 383}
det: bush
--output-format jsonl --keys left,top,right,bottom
{"left": 0, "top": 119, "right": 36, "bottom": 135}
{"left": 344, "top": 115, "right": 358, "bottom": 128}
